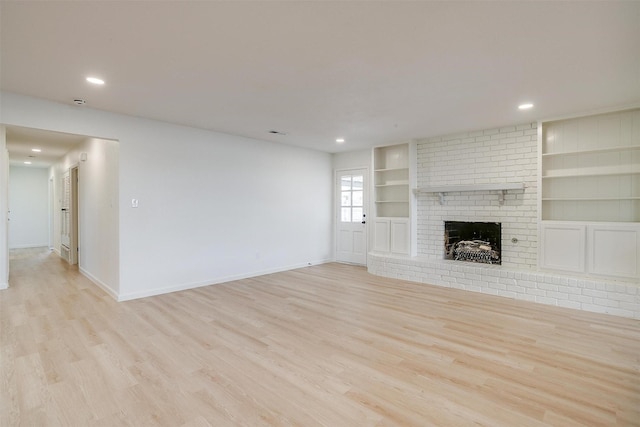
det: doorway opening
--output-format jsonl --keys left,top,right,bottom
{"left": 2, "top": 125, "right": 119, "bottom": 293}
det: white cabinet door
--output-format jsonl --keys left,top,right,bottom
{"left": 541, "top": 221, "right": 640, "bottom": 280}
{"left": 588, "top": 224, "right": 640, "bottom": 279}
{"left": 374, "top": 217, "right": 409, "bottom": 255}
{"left": 373, "top": 219, "right": 390, "bottom": 253}
{"left": 540, "top": 222, "right": 586, "bottom": 273}
{"left": 390, "top": 218, "right": 410, "bottom": 255}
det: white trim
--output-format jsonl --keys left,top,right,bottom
{"left": 116, "top": 259, "right": 332, "bottom": 302}
{"left": 8, "top": 243, "right": 50, "bottom": 249}
{"left": 0, "top": 282, "right": 7, "bottom": 290}
{"left": 537, "top": 121, "right": 544, "bottom": 272}
{"left": 79, "top": 267, "right": 118, "bottom": 300}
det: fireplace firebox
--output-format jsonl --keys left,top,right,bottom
{"left": 444, "top": 221, "right": 501, "bottom": 264}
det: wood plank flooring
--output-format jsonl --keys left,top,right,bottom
{"left": 1, "top": 248, "right": 639, "bottom": 426}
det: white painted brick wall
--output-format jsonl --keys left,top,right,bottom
{"left": 416, "top": 122, "right": 538, "bottom": 269}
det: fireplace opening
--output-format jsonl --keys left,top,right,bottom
{"left": 444, "top": 221, "right": 501, "bottom": 265}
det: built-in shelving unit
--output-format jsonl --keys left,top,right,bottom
{"left": 373, "top": 143, "right": 415, "bottom": 255}
{"left": 539, "top": 108, "right": 640, "bottom": 281}
{"left": 541, "top": 109, "right": 640, "bottom": 222}
{"left": 374, "top": 146, "right": 410, "bottom": 218}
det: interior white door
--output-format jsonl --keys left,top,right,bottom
{"left": 336, "top": 169, "right": 367, "bottom": 265}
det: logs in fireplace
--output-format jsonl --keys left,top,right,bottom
{"left": 444, "top": 221, "right": 501, "bottom": 265}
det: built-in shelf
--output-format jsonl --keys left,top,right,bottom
{"left": 375, "top": 167, "right": 407, "bottom": 172}
{"left": 543, "top": 197, "right": 640, "bottom": 201}
{"left": 375, "top": 182, "right": 409, "bottom": 187}
{"left": 541, "top": 109, "right": 640, "bottom": 223}
{"left": 413, "top": 182, "right": 526, "bottom": 205}
{"left": 542, "top": 145, "right": 640, "bottom": 157}
{"left": 542, "top": 171, "right": 640, "bottom": 179}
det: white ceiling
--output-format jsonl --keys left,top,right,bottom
{"left": 1, "top": 1, "right": 639, "bottom": 154}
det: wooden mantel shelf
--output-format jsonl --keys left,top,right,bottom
{"left": 413, "top": 182, "right": 526, "bottom": 205}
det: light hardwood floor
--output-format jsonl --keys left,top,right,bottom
{"left": 1, "top": 248, "right": 639, "bottom": 426}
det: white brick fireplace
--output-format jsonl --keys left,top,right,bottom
{"left": 368, "top": 122, "right": 640, "bottom": 319}
{"left": 416, "top": 123, "right": 538, "bottom": 268}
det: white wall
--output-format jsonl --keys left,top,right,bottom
{"left": 332, "top": 148, "right": 371, "bottom": 171}
{"left": 0, "top": 126, "right": 8, "bottom": 289}
{"left": 1, "top": 92, "right": 333, "bottom": 300}
{"left": 8, "top": 166, "right": 49, "bottom": 248}
{"left": 50, "top": 137, "right": 120, "bottom": 296}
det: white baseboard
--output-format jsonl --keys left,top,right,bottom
{"left": 0, "top": 282, "right": 8, "bottom": 290}
{"left": 9, "top": 243, "right": 49, "bottom": 249}
{"left": 79, "top": 267, "right": 119, "bottom": 300}
{"left": 117, "top": 258, "right": 332, "bottom": 302}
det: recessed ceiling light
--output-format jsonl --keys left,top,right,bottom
{"left": 31, "top": 148, "right": 41, "bottom": 152}
{"left": 24, "top": 161, "right": 32, "bottom": 165}
{"left": 518, "top": 103, "right": 534, "bottom": 110}
{"left": 86, "top": 77, "right": 105, "bottom": 85}
{"left": 336, "top": 138, "right": 345, "bottom": 143}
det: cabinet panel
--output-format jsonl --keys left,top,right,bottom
{"left": 541, "top": 223, "right": 586, "bottom": 272}
{"left": 390, "top": 219, "right": 410, "bottom": 255}
{"left": 589, "top": 225, "right": 640, "bottom": 279}
{"left": 373, "top": 219, "right": 390, "bottom": 252}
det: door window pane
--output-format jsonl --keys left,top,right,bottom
{"left": 352, "top": 191, "right": 363, "bottom": 207}
{"left": 352, "top": 175, "right": 363, "bottom": 190}
{"left": 341, "top": 176, "right": 352, "bottom": 191}
{"left": 352, "top": 208, "right": 363, "bottom": 222}
{"left": 341, "top": 207, "right": 351, "bottom": 222}
{"left": 341, "top": 191, "right": 352, "bottom": 207}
